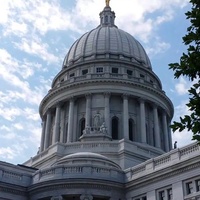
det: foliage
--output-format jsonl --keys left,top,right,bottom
{"left": 169, "top": 0, "right": 200, "bottom": 142}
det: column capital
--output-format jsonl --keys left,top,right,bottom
{"left": 104, "top": 92, "right": 111, "bottom": 97}
{"left": 122, "top": 93, "right": 130, "bottom": 99}
{"left": 138, "top": 97, "right": 145, "bottom": 103}
{"left": 85, "top": 93, "right": 92, "bottom": 98}
{"left": 69, "top": 96, "right": 75, "bottom": 102}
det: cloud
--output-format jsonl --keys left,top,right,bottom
{"left": 175, "top": 77, "right": 189, "bottom": 95}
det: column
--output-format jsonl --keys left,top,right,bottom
{"left": 59, "top": 108, "right": 65, "bottom": 143}
{"left": 40, "top": 118, "right": 46, "bottom": 152}
{"left": 104, "top": 92, "right": 111, "bottom": 135}
{"left": 153, "top": 104, "right": 161, "bottom": 148}
{"left": 162, "top": 111, "right": 169, "bottom": 152}
{"left": 44, "top": 110, "right": 52, "bottom": 150}
{"left": 139, "top": 99, "right": 146, "bottom": 143}
{"left": 123, "top": 94, "right": 129, "bottom": 139}
{"left": 67, "top": 98, "right": 74, "bottom": 143}
{"left": 53, "top": 104, "right": 61, "bottom": 143}
{"left": 85, "top": 94, "right": 91, "bottom": 127}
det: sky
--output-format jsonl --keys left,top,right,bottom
{"left": 0, "top": 0, "right": 193, "bottom": 165}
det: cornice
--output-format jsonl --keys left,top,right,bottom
{"left": 125, "top": 156, "right": 200, "bottom": 191}
{"left": 39, "top": 78, "right": 173, "bottom": 117}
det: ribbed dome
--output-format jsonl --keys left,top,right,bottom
{"left": 62, "top": 6, "right": 152, "bottom": 70}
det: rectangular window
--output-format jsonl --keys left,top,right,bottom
{"left": 127, "top": 69, "right": 133, "bottom": 76}
{"left": 186, "top": 182, "right": 193, "bottom": 194}
{"left": 167, "top": 189, "right": 173, "bottom": 200}
{"left": 142, "top": 197, "right": 147, "bottom": 200}
{"left": 196, "top": 180, "right": 200, "bottom": 192}
{"left": 96, "top": 67, "right": 103, "bottom": 73}
{"left": 82, "top": 69, "right": 88, "bottom": 75}
{"left": 159, "top": 191, "right": 165, "bottom": 200}
{"left": 70, "top": 73, "right": 75, "bottom": 77}
{"left": 112, "top": 67, "right": 118, "bottom": 74}
{"left": 140, "top": 74, "right": 145, "bottom": 78}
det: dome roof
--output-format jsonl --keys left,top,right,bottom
{"left": 54, "top": 152, "right": 121, "bottom": 169}
{"left": 62, "top": 6, "right": 152, "bottom": 70}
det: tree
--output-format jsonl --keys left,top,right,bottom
{"left": 169, "top": 0, "right": 200, "bottom": 142}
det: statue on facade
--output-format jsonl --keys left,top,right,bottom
{"left": 83, "top": 124, "right": 91, "bottom": 135}
{"left": 93, "top": 113, "right": 101, "bottom": 129}
{"left": 100, "top": 122, "right": 107, "bottom": 134}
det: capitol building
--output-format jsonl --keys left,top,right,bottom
{"left": 0, "top": 2, "right": 200, "bottom": 200}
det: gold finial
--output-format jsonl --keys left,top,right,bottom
{"left": 105, "top": 0, "right": 110, "bottom": 7}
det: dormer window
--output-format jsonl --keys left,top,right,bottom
{"left": 96, "top": 67, "right": 103, "bottom": 73}
{"left": 112, "top": 67, "right": 118, "bottom": 74}
{"left": 127, "top": 70, "right": 133, "bottom": 76}
{"left": 82, "top": 69, "right": 88, "bottom": 75}
{"left": 70, "top": 73, "right": 75, "bottom": 78}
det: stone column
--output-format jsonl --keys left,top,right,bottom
{"left": 123, "top": 94, "right": 129, "bottom": 139}
{"left": 40, "top": 118, "right": 46, "bottom": 152}
{"left": 53, "top": 104, "right": 61, "bottom": 143}
{"left": 67, "top": 98, "right": 74, "bottom": 143}
{"left": 44, "top": 110, "right": 52, "bottom": 150}
{"left": 153, "top": 104, "right": 161, "bottom": 148}
{"left": 80, "top": 194, "right": 93, "bottom": 200}
{"left": 162, "top": 111, "right": 169, "bottom": 152}
{"left": 104, "top": 92, "right": 111, "bottom": 135}
{"left": 59, "top": 109, "right": 65, "bottom": 143}
{"left": 139, "top": 99, "right": 146, "bottom": 143}
{"left": 85, "top": 94, "right": 91, "bottom": 127}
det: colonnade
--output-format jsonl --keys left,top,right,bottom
{"left": 40, "top": 93, "right": 171, "bottom": 153}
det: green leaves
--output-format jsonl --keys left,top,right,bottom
{"left": 169, "top": 0, "right": 200, "bottom": 142}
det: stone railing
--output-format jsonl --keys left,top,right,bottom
{"left": 56, "top": 72, "right": 160, "bottom": 90}
{"left": 0, "top": 164, "right": 33, "bottom": 187}
{"left": 125, "top": 142, "right": 200, "bottom": 182}
{"left": 32, "top": 164, "right": 124, "bottom": 184}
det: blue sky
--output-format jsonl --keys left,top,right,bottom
{"left": 0, "top": 0, "right": 193, "bottom": 165}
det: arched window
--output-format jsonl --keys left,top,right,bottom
{"left": 65, "top": 122, "right": 68, "bottom": 143}
{"left": 146, "top": 123, "right": 150, "bottom": 144}
{"left": 80, "top": 118, "right": 85, "bottom": 136}
{"left": 105, "top": 15, "right": 108, "bottom": 23}
{"left": 112, "top": 117, "right": 119, "bottom": 140}
{"left": 129, "top": 119, "right": 135, "bottom": 141}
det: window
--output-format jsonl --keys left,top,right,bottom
{"left": 82, "top": 69, "right": 88, "bottom": 75}
{"left": 159, "top": 191, "right": 165, "bottom": 200}
{"left": 129, "top": 119, "right": 135, "bottom": 141}
{"left": 112, "top": 67, "right": 118, "bottom": 74}
{"left": 196, "top": 180, "right": 200, "bottom": 192}
{"left": 60, "top": 78, "right": 64, "bottom": 83}
{"left": 70, "top": 73, "right": 75, "bottom": 77}
{"left": 96, "top": 67, "right": 103, "bottom": 73}
{"left": 186, "top": 182, "right": 193, "bottom": 194}
{"left": 142, "top": 197, "right": 147, "bottom": 200}
{"left": 112, "top": 117, "right": 119, "bottom": 139}
{"left": 80, "top": 118, "right": 85, "bottom": 136}
{"left": 167, "top": 189, "right": 173, "bottom": 200}
{"left": 127, "top": 70, "right": 133, "bottom": 76}
{"left": 140, "top": 74, "right": 145, "bottom": 78}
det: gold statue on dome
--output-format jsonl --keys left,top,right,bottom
{"left": 106, "top": 0, "right": 110, "bottom": 7}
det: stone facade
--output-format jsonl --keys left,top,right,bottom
{"left": 0, "top": 3, "right": 199, "bottom": 200}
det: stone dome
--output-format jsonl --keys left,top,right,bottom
{"left": 62, "top": 6, "right": 152, "bottom": 70}
{"left": 55, "top": 152, "right": 121, "bottom": 169}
